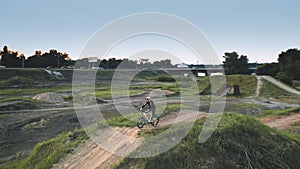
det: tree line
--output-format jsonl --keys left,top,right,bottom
{"left": 256, "top": 48, "right": 300, "bottom": 85}
{"left": 0, "top": 46, "right": 73, "bottom": 68}
{"left": 1, "top": 45, "right": 300, "bottom": 85}
{"left": 0, "top": 46, "right": 173, "bottom": 69}
{"left": 222, "top": 48, "right": 300, "bottom": 85}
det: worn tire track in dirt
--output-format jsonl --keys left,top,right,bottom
{"left": 53, "top": 127, "right": 140, "bottom": 169}
{"left": 52, "top": 110, "right": 206, "bottom": 169}
{"left": 255, "top": 76, "right": 263, "bottom": 97}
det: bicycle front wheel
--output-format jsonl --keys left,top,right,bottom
{"left": 137, "top": 117, "right": 146, "bottom": 129}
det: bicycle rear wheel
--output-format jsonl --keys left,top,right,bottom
{"left": 151, "top": 115, "right": 160, "bottom": 127}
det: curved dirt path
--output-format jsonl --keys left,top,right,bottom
{"left": 52, "top": 127, "right": 140, "bottom": 169}
{"left": 255, "top": 76, "right": 263, "bottom": 97}
{"left": 261, "top": 113, "right": 300, "bottom": 130}
{"left": 52, "top": 110, "right": 206, "bottom": 169}
{"left": 260, "top": 76, "right": 300, "bottom": 95}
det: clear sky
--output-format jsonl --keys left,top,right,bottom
{"left": 1, "top": 0, "right": 299, "bottom": 64}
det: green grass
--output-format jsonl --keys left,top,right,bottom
{"left": 0, "top": 129, "right": 88, "bottom": 169}
{"left": 161, "top": 84, "right": 180, "bottom": 96}
{"left": 197, "top": 75, "right": 257, "bottom": 97}
{"left": 285, "top": 121, "right": 300, "bottom": 135}
{"left": 292, "top": 80, "right": 300, "bottom": 90}
{"left": 0, "top": 76, "right": 37, "bottom": 86}
{"left": 157, "top": 75, "right": 176, "bottom": 82}
{"left": 113, "top": 113, "right": 300, "bottom": 169}
{"left": 130, "top": 83, "right": 180, "bottom": 96}
{"left": 260, "top": 79, "right": 300, "bottom": 99}
{"left": 0, "top": 84, "right": 72, "bottom": 96}
{"left": 256, "top": 106, "right": 300, "bottom": 118}
{"left": 105, "top": 103, "right": 182, "bottom": 128}
{"left": 0, "top": 97, "right": 47, "bottom": 111}
{"left": 95, "top": 89, "right": 145, "bottom": 99}
{"left": 0, "top": 82, "right": 145, "bottom": 100}
{"left": 0, "top": 68, "right": 48, "bottom": 82}
{"left": 226, "top": 75, "right": 257, "bottom": 96}
{"left": 224, "top": 101, "right": 264, "bottom": 112}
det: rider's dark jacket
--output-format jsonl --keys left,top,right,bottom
{"left": 142, "top": 100, "right": 156, "bottom": 113}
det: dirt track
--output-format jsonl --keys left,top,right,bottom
{"left": 261, "top": 113, "right": 300, "bottom": 130}
{"left": 52, "top": 127, "right": 140, "bottom": 169}
{"left": 52, "top": 110, "right": 206, "bottom": 169}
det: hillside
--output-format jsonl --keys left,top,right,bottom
{"left": 114, "top": 113, "right": 300, "bottom": 169}
{"left": 198, "top": 75, "right": 257, "bottom": 96}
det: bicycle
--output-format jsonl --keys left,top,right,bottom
{"left": 137, "top": 110, "right": 160, "bottom": 129}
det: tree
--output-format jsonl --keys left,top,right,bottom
{"left": 0, "top": 46, "right": 8, "bottom": 66}
{"left": 256, "top": 63, "right": 279, "bottom": 76}
{"left": 223, "top": 52, "right": 249, "bottom": 75}
{"left": 275, "top": 72, "right": 293, "bottom": 85}
{"left": 0, "top": 46, "right": 22, "bottom": 67}
{"left": 26, "top": 49, "right": 71, "bottom": 68}
{"left": 278, "top": 48, "right": 300, "bottom": 80}
{"left": 26, "top": 51, "right": 43, "bottom": 68}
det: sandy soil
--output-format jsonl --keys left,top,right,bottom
{"left": 255, "top": 76, "right": 263, "bottom": 97}
{"left": 261, "top": 113, "right": 300, "bottom": 130}
{"left": 53, "top": 127, "right": 140, "bottom": 169}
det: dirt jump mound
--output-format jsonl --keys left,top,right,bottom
{"left": 32, "top": 92, "right": 65, "bottom": 103}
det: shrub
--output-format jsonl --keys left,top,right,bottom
{"left": 157, "top": 75, "right": 175, "bottom": 82}
{"left": 275, "top": 72, "right": 293, "bottom": 85}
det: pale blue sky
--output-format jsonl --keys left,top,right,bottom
{"left": 1, "top": 0, "right": 299, "bottom": 63}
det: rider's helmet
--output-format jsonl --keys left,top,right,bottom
{"left": 146, "top": 96, "right": 151, "bottom": 100}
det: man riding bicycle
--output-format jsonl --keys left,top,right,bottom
{"left": 139, "top": 96, "right": 156, "bottom": 123}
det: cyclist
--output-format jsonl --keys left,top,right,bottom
{"left": 140, "top": 96, "right": 156, "bottom": 123}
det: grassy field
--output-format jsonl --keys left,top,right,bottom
{"left": 2, "top": 70, "right": 300, "bottom": 169}
{"left": 286, "top": 121, "right": 300, "bottom": 135}
{"left": 258, "top": 79, "right": 300, "bottom": 105}
{"left": 0, "top": 129, "right": 88, "bottom": 169}
{"left": 197, "top": 75, "right": 257, "bottom": 97}
{"left": 113, "top": 113, "right": 300, "bottom": 169}
{"left": 293, "top": 80, "right": 300, "bottom": 90}
{"left": 260, "top": 79, "right": 298, "bottom": 97}
{"left": 0, "top": 97, "right": 46, "bottom": 111}
{"left": 0, "top": 104, "right": 182, "bottom": 168}
{"left": 256, "top": 106, "right": 300, "bottom": 118}
{"left": 0, "top": 84, "right": 72, "bottom": 96}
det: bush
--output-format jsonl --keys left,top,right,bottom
{"left": 256, "top": 63, "right": 279, "bottom": 76}
{"left": 275, "top": 72, "right": 293, "bottom": 85}
{"left": 157, "top": 75, "right": 175, "bottom": 82}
